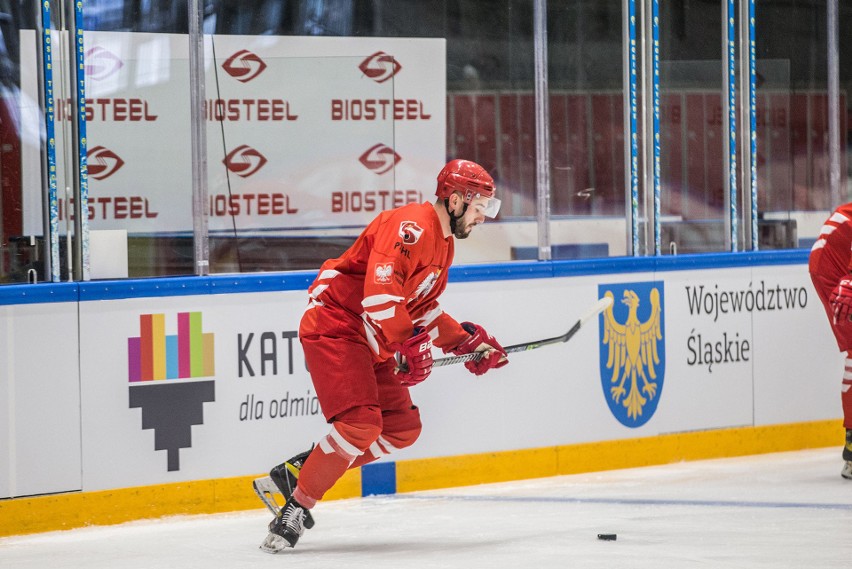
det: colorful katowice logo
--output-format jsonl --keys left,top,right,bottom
{"left": 85, "top": 46, "right": 124, "bottom": 80}
{"left": 358, "top": 51, "right": 401, "bottom": 83}
{"left": 87, "top": 146, "right": 125, "bottom": 180}
{"left": 127, "top": 312, "right": 216, "bottom": 471}
{"left": 599, "top": 282, "right": 665, "bottom": 428}
{"left": 359, "top": 143, "right": 400, "bottom": 175}
{"left": 222, "top": 50, "right": 267, "bottom": 83}
{"left": 224, "top": 145, "right": 268, "bottom": 177}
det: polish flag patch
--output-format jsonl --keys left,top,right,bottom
{"left": 374, "top": 262, "right": 394, "bottom": 284}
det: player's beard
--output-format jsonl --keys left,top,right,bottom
{"left": 454, "top": 221, "right": 474, "bottom": 239}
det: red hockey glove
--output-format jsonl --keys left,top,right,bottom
{"left": 451, "top": 322, "right": 509, "bottom": 376}
{"left": 831, "top": 278, "right": 852, "bottom": 326}
{"left": 392, "top": 327, "right": 434, "bottom": 387}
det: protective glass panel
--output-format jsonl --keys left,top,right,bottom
{"left": 546, "top": 0, "right": 628, "bottom": 259}
{"left": 443, "top": 1, "right": 540, "bottom": 263}
{"left": 76, "top": 35, "right": 193, "bottom": 278}
{"left": 15, "top": 27, "right": 194, "bottom": 280}
{"left": 658, "top": 3, "right": 726, "bottom": 254}
{"left": 1, "top": 18, "right": 40, "bottom": 284}
{"left": 10, "top": 1, "right": 852, "bottom": 283}
{"left": 756, "top": 3, "right": 839, "bottom": 250}
{"left": 1, "top": 2, "right": 199, "bottom": 284}
{"left": 205, "top": 49, "right": 401, "bottom": 273}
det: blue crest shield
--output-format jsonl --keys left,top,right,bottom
{"left": 598, "top": 282, "right": 666, "bottom": 428}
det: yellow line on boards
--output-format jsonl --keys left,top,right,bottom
{"left": 0, "top": 420, "right": 841, "bottom": 538}
{"left": 397, "top": 419, "right": 843, "bottom": 491}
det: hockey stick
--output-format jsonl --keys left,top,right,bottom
{"left": 398, "top": 296, "right": 613, "bottom": 372}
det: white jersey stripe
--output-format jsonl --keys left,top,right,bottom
{"left": 829, "top": 212, "right": 849, "bottom": 225}
{"left": 310, "top": 284, "right": 329, "bottom": 298}
{"left": 819, "top": 224, "right": 838, "bottom": 236}
{"left": 330, "top": 424, "right": 364, "bottom": 458}
{"left": 361, "top": 314, "right": 380, "bottom": 354}
{"left": 368, "top": 441, "right": 389, "bottom": 459}
{"left": 415, "top": 306, "right": 443, "bottom": 328}
{"left": 366, "top": 305, "right": 396, "bottom": 321}
{"left": 377, "top": 435, "right": 400, "bottom": 452}
{"left": 363, "top": 294, "right": 405, "bottom": 308}
{"left": 318, "top": 434, "right": 357, "bottom": 465}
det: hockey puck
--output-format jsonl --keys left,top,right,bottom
{"left": 597, "top": 533, "right": 617, "bottom": 541}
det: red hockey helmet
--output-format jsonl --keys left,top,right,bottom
{"left": 435, "top": 159, "right": 501, "bottom": 217}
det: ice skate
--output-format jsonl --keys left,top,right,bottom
{"left": 260, "top": 496, "right": 311, "bottom": 553}
{"left": 253, "top": 448, "right": 315, "bottom": 528}
{"left": 843, "top": 430, "right": 852, "bottom": 480}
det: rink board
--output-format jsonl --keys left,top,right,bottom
{"left": 0, "top": 250, "right": 845, "bottom": 536}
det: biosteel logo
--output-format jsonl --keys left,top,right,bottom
{"left": 224, "top": 145, "right": 268, "bottom": 177}
{"left": 85, "top": 46, "right": 124, "bottom": 80}
{"left": 222, "top": 50, "right": 268, "bottom": 83}
{"left": 359, "top": 144, "right": 400, "bottom": 175}
{"left": 358, "top": 51, "right": 401, "bottom": 83}
{"left": 88, "top": 146, "right": 125, "bottom": 180}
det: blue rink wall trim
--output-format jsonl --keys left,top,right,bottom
{"left": 0, "top": 249, "right": 810, "bottom": 305}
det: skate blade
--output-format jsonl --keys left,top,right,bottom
{"left": 252, "top": 476, "right": 282, "bottom": 516}
{"left": 842, "top": 461, "right": 852, "bottom": 480}
{"left": 259, "top": 532, "right": 292, "bottom": 554}
{"left": 253, "top": 476, "right": 316, "bottom": 529}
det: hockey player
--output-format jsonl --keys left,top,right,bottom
{"left": 259, "top": 159, "right": 509, "bottom": 552}
{"left": 809, "top": 202, "right": 852, "bottom": 480}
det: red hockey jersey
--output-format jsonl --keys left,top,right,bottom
{"left": 811, "top": 202, "right": 852, "bottom": 279}
{"left": 300, "top": 202, "right": 469, "bottom": 361}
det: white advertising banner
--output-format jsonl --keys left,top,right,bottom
{"left": 78, "top": 290, "right": 328, "bottom": 490}
{"left": 22, "top": 32, "right": 446, "bottom": 234}
{"left": 73, "top": 264, "right": 840, "bottom": 491}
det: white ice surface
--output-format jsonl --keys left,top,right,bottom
{"left": 2, "top": 448, "right": 851, "bottom": 569}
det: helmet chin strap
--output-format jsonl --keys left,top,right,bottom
{"left": 444, "top": 198, "right": 468, "bottom": 235}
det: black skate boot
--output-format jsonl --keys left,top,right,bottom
{"left": 843, "top": 430, "right": 852, "bottom": 480}
{"left": 269, "top": 448, "right": 315, "bottom": 528}
{"left": 260, "top": 496, "right": 312, "bottom": 553}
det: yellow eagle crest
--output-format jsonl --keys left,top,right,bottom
{"left": 601, "top": 288, "right": 662, "bottom": 419}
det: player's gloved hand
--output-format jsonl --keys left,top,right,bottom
{"left": 831, "top": 278, "right": 852, "bottom": 325}
{"left": 450, "top": 322, "right": 509, "bottom": 376}
{"left": 391, "top": 326, "right": 433, "bottom": 387}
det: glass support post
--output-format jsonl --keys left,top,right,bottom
{"left": 739, "top": 0, "right": 756, "bottom": 250}
{"left": 722, "top": 0, "right": 737, "bottom": 251}
{"left": 828, "top": 0, "right": 842, "bottom": 206}
{"left": 37, "top": 0, "right": 60, "bottom": 281}
{"left": 64, "top": 0, "right": 90, "bottom": 279}
{"left": 188, "top": 0, "right": 209, "bottom": 275}
{"left": 650, "top": 0, "right": 660, "bottom": 255}
{"left": 623, "top": 0, "right": 640, "bottom": 256}
{"left": 533, "top": 0, "right": 551, "bottom": 261}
